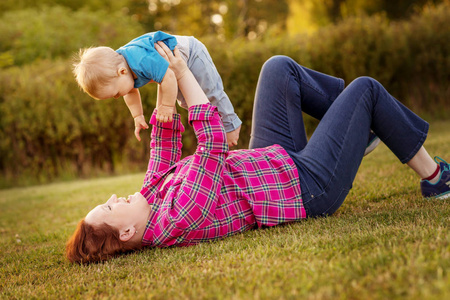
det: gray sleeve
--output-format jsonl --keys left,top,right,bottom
{"left": 210, "top": 92, "right": 242, "bottom": 132}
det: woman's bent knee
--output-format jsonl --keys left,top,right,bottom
{"left": 261, "top": 55, "right": 298, "bottom": 74}
{"left": 263, "top": 55, "right": 292, "bottom": 67}
{"left": 350, "top": 76, "right": 379, "bottom": 89}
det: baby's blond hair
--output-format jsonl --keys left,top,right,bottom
{"left": 73, "top": 47, "right": 124, "bottom": 99}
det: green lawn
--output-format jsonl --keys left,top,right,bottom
{"left": 1, "top": 121, "right": 449, "bottom": 299}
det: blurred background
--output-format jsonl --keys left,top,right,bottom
{"left": 0, "top": 0, "right": 449, "bottom": 188}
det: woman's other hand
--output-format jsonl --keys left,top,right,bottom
{"left": 226, "top": 126, "right": 241, "bottom": 148}
{"left": 156, "top": 104, "right": 175, "bottom": 123}
{"left": 156, "top": 42, "right": 209, "bottom": 108}
{"left": 155, "top": 43, "right": 188, "bottom": 80}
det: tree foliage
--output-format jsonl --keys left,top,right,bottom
{"left": 0, "top": 6, "right": 143, "bottom": 67}
{"left": 0, "top": 0, "right": 448, "bottom": 187}
{"left": 287, "top": 0, "right": 444, "bottom": 33}
{"left": 125, "top": 0, "right": 289, "bottom": 40}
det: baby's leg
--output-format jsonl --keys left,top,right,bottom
{"left": 186, "top": 38, "right": 241, "bottom": 132}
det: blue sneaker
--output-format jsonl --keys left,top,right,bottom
{"left": 364, "top": 131, "right": 380, "bottom": 156}
{"left": 420, "top": 156, "right": 450, "bottom": 200}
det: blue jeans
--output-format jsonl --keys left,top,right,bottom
{"left": 249, "top": 56, "right": 429, "bottom": 217}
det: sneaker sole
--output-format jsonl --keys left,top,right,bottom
{"left": 364, "top": 138, "right": 381, "bottom": 156}
{"left": 424, "top": 190, "right": 450, "bottom": 200}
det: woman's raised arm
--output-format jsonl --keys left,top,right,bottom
{"left": 143, "top": 82, "right": 184, "bottom": 183}
{"left": 150, "top": 42, "right": 228, "bottom": 236}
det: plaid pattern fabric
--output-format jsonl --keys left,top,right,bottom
{"left": 141, "top": 104, "right": 305, "bottom": 247}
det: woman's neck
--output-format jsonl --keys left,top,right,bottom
{"left": 127, "top": 203, "right": 152, "bottom": 249}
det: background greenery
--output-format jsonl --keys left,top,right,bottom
{"left": 0, "top": 0, "right": 449, "bottom": 187}
{"left": 0, "top": 2, "right": 449, "bottom": 298}
{"left": 0, "top": 120, "right": 449, "bottom": 299}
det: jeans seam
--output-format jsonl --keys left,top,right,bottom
{"left": 324, "top": 86, "right": 372, "bottom": 191}
{"left": 322, "top": 187, "right": 349, "bottom": 216}
{"left": 299, "top": 77, "right": 327, "bottom": 98}
{"left": 283, "top": 72, "right": 298, "bottom": 151}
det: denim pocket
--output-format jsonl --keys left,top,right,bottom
{"left": 304, "top": 186, "right": 349, "bottom": 217}
{"left": 297, "top": 163, "right": 325, "bottom": 201}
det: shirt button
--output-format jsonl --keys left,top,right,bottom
{"left": 200, "top": 147, "right": 204, "bottom": 151}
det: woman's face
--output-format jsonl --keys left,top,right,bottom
{"left": 85, "top": 192, "right": 151, "bottom": 233}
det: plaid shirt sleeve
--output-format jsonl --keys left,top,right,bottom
{"left": 143, "top": 110, "right": 185, "bottom": 184}
{"left": 161, "top": 104, "right": 228, "bottom": 232}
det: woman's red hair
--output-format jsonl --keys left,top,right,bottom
{"left": 66, "top": 219, "right": 133, "bottom": 264}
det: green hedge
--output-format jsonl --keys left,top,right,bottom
{"left": 1, "top": 2, "right": 449, "bottom": 187}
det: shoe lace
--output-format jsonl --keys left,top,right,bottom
{"left": 434, "top": 156, "right": 449, "bottom": 171}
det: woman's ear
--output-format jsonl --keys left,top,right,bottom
{"left": 119, "top": 227, "right": 136, "bottom": 242}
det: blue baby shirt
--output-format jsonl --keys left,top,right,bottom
{"left": 116, "top": 31, "right": 178, "bottom": 88}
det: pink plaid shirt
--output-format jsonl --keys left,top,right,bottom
{"left": 141, "top": 104, "right": 305, "bottom": 247}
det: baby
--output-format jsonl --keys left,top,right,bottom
{"left": 73, "top": 31, "right": 242, "bottom": 146}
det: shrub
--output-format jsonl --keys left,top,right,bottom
{"left": 1, "top": 2, "right": 449, "bottom": 187}
{"left": 0, "top": 60, "right": 144, "bottom": 185}
{"left": 0, "top": 6, "right": 143, "bottom": 66}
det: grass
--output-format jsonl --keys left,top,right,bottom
{"left": 1, "top": 120, "right": 449, "bottom": 300}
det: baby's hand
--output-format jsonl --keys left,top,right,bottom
{"left": 156, "top": 104, "right": 174, "bottom": 123}
{"left": 226, "top": 126, "right": 241, "bottom": 148}
{"left": 134, "top": 115, "right": 149, "bottom": 142}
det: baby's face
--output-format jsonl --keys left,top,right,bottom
{"left": 96, "top": 71, "right": 135, "bottom": 100}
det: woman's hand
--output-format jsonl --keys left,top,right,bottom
{"left": 226, "top": 126, "right": 241, "bottom": 148}
{"left": 156, "top": 104, "right": 174, "bottom": 123}
{"left": 156, "top": 41, "right": 209, "bottom": 108}
{"left": 155, "top": 42, "right": 188, "bottom": 80}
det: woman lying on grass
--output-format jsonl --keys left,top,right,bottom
{"left": 66, "top": 42, "right": 449, "bottom": 264}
